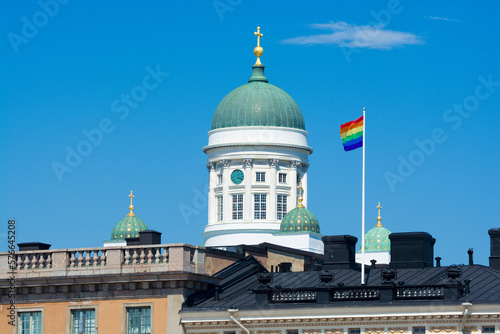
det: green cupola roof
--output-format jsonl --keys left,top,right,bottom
{"left": 210, "top": 26, "right": 305, "bottom": 131}
{"left": 361, "top": 202, "right": 391, "bottom": 252}
{"left": 279, "top": 185, "right": 321, "bottom": 234}
{"left": 110, "top": 191, "right": 149, "bottom": 240}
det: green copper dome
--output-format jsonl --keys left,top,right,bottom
{"left": 362, "top": 225, "right": 391, "bottom": 252}
{"left": 111, "top": 215, "right": 149, "bottom": 240}
{"left": 110, "top": 192, "right": 149, "bottom": 240}
{"left": 210, "top": 66, "right": 305, "bottom": 131}
{"left": 279, "top": 205, "right": 320, "bottom": 234}
{"left": 361, "top": 203, "right": 391, "bottom": 252}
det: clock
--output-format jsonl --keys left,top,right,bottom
{"left": 231, "top": 169, "right": 244, "bottom": 184}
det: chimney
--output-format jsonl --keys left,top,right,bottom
{"left": 18, "top": 242, "right": 51, "bottom": 251}
{"left": 139, "top": 230, "right": 162, "bottom": 245}
{"left": 488, "top": 228, "right": 500, "bottom": 271}
{"left": 389, "top": 232, "right": 435, "bottom": 269}
{"left": 322, "top": 235, "right": 358, "bottom": 270}
{"left": 468, "top": 248, "right": 473, "bottom": 265}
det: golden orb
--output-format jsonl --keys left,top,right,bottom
{"left": 254, "top": 46, "right": 263, "bottom": 57}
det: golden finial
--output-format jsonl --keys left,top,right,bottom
{"left": 297, "top": 181, "right": 305, "bottom": 208}
{"left": 253, "top": 26, "right": 264, "bottom": 66}
{"left": 375, "top": 202, "right": 383, "bottom": 227}
{"left": 128, "top": 191, "right": 136, "bottom": 217}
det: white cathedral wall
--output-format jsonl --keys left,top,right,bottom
{"left": 355, "top": 251, "right": 391, "bottom": 265}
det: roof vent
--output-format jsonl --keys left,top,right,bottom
{"left": 389, "top": 232, "right": 435, "bottom": 268}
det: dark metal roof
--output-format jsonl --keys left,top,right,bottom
{"left": 183, "top": 260, "right": 500, "bottom": 311}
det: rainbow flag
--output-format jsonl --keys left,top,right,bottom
{"left": 340, "top": 116, "right": 364, "bottom": 151}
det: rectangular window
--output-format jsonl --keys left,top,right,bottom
{"left": 277, "top": 194, "right": 288, "bottom": 220}
{"left": 256, "top": 172, "right": 266, "bottom": 182}
{"left": 413, "top": 327, "right": 426, "bottom": 334}
{"left": 217, "top": 174, "right": 223, "bottom": 185}
{"left": 19, "top": 312, "right": 42, "bottom": 334}
{"left": 279, "top": 173, "right": 287, "bottom": 183}
{"left": 217, "top": 195, "right": 223, "bottom": 221}
{"left": 232, "top": 194, "right": 243, "bottom": 220}
{"left": 254, "top": 193, "right": 267, "bottom": 219}
{"left": 482, "top": 327, "right": 495, "bottom": 333}
{"left": 72, "top": 309, "right": 96, "bottom": 334}
{"left": 349, "top": 329, "right": 361, "bottom": 334}
{"left": 127, "top": 307, "right": 151, "bottom": 334}
{"left": 287, "top": 331, "right": 299, "bottom": 334}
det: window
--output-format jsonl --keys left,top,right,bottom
{"left": 279, "top": 173, "right": 287, "bottom": 183}
{"left": 72, "top": 309, "right": 95, "bottom": 334}
{"left": 254, "top": 193, "right": 267, "bottom": 219}
{"left": 217, "top": 174, "right": 223, "bottom": 185}
{"left": 349, "top": 329, "right": 361, "bottom": 334}
{"left": 287, "top": 331, "right": 299, "bottom": 334}
{"left": 256, "top": 172, "right": 266, "bottom": 182}
{"left": 413, "top": 327, "right": 426, "bottom": 334}
{"left": 232, "top": 194, "right": 243, "bottom": 220}
{"left": 482, "top": 327, "right": 495, "bottom": 333}
{"left": 217, "top": 195, "right": 223, "bottom": 221}
{"left": 18, "top": 312, "right": 42, "bottom": 334}
{"left": 277, "top": 194, "right": 288, "bottom": 220}
{"left": 127, "top": 307, "right": 151, "bottom": 334}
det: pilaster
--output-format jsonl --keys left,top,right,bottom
{"left": 243, "top": 158, "right": 253, "bottom": 221}
{"left": 269, "top": 159, "right": 279, "bottom": 221}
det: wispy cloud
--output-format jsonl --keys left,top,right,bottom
{"left": 425, "top": 16, "right": 459, "bottom": 22}
{"left": 282, "top": 21, "right": 424, "bottom": 50}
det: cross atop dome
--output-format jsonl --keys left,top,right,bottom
{"left": 376, "top": 202, "right": 383, "bottom": 227}
{"left": 128, "top": 190, "right": 136, "bottom": 217}
{"left": 253, "top": 26, "right": 264, "bottom": 66}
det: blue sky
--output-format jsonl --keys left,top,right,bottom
{"left": 1, "top": 1, "right": 499, "bottom": 266}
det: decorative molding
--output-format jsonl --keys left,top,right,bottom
{"left": 325, "top": 329, "right": 344, "bottom": 334}
{"left": 388, "top": 327, "right": 409, "bottom": 334}
{"left": 269, "top": 158, "right": 279, "bottom": 167}
{"left": 219, "top": 159, "right": 231, "bottom": 168}
{"left": 462, "top": 326, "right": 478, "bottom": 333}
{"left": 290, "top": 160, "right": 301, "bottom": 169}
{"left": 206, "top": 162, "right": 215, "bottom": 171}
{"left": 243, "top": 158, "right": 253, "bottom": 168}
{"left": 302, "top": 162, "right": 309, "bottom": 172}
{"left": 365, "top": 328, "right": 385, "bottom": 334}
{"left": 429, "top": 326, "right": 457, "bottom": 333}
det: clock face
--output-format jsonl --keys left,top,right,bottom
{"left": 231, "top": 169, "right": 244, "bottom": 184}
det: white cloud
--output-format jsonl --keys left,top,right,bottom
{"left": 425, "top": 16, "right": 459, "bottom": 22}
{"left": 282, "top": 21, "right": 424, "bottom": 50}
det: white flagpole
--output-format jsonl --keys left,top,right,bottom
{"left": 361, "top": 107, "right": 366, "bottom": 285}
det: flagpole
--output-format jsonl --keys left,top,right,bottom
{"left": 361, "top": 107, "right": 366, "bottom": 285}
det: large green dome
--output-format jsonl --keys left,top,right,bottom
{"left": 279, "top": 205, "right": 320, "bottom": 234}
{"left": 210, "top": 66, "right": 305, "bottom": 131}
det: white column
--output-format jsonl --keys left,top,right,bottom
{"left": 243, "top": 158, "right": 253, "bottom": 221}
{"left": 220, "top": 159, "right": 231, "bottom": 222}
{"left": 302, "top": 163, "right": 309, "bottom": 208}
{"left": 290, "top": 161, "right": 300, "bottom": 210}
{"left": 269, "top": 159, "right": 279, "bottom": 221}
{"left": 207, "top": 162, "right": 216, "bottom": 225}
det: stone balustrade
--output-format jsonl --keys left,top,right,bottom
{"left": 0, "top": 244, "right": 205, "bottom": 279}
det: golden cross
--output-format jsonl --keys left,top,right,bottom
{"left": 129, "top": 191, "right": 134, "bottom": 207}
{"left": 376, "top": 202, "right": 383, "bottom": 226}
{"left": 254, "top": 26, "right": 263, "bottom": 47}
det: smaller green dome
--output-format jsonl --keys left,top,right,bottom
{"left": 362, "top": 225, "right": 391, "bottom": 252}
{"left": 111, "top": 215, "right": 149, "bottom": 240}
{"left": 110, "top": 191, "right": 149, "bottom": 240}
{"left": 279, "top": 206, "right": 321, "bottom": 234}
